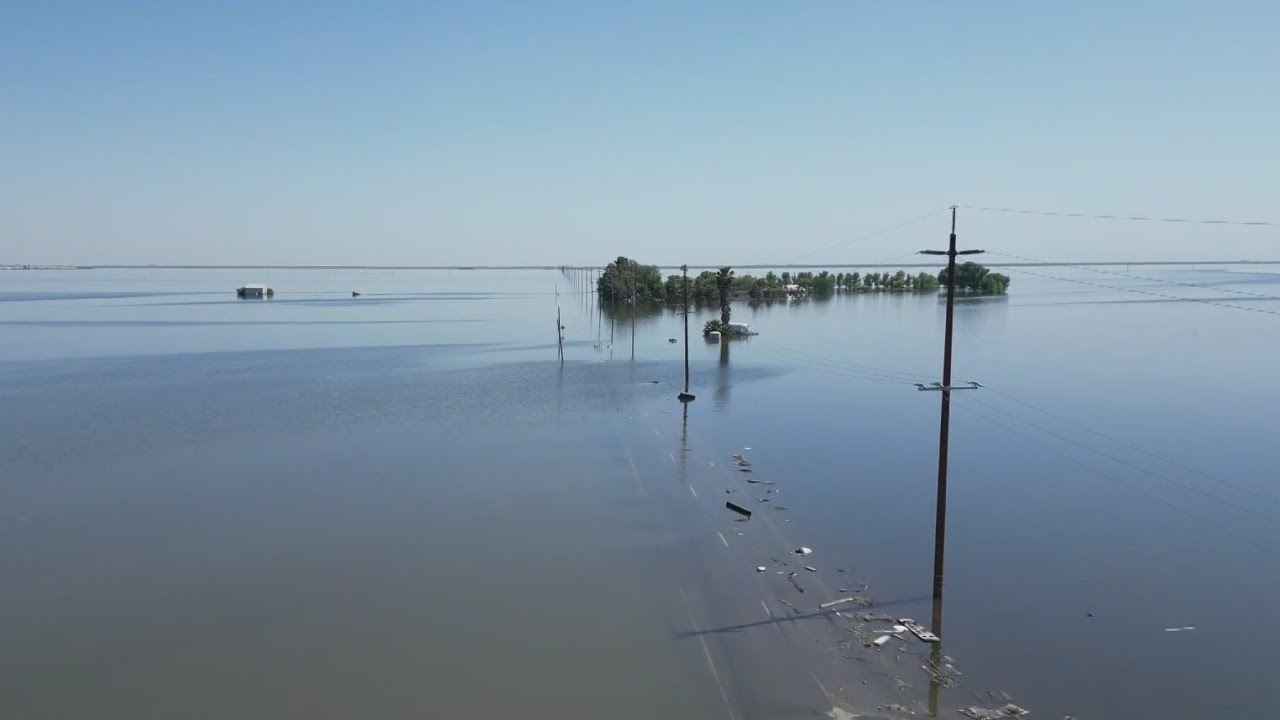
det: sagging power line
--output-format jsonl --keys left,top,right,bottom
{"left": 988, "top": 250, "right": 1280, "bottom": 303}
{"left": 963, "top": 205, "right": 1279, "bottom": 227}
{"left": 954, "top": 397, "right": 1280, "bottom": 558}
{"left": 998, "top": 263, "right": 1280, "bottom": 316}
{"left": 780, "top": 206, "right": 951, "bottom": 263}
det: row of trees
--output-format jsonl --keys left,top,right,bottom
{"left": 597, "top": 259, "right": 1010, "bottom": 309}
{"left": 833, "top": 270, "right": 940, "bottom": 292}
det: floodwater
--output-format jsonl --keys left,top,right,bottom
{"left": 2, "top": 266, "right": 1279, "bottom": 719}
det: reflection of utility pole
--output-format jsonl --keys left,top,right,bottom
{"left": 678, "top": 264, "right": 695, "bottom": 402}
{"left": 927, "top": 590, "right": 944, "bottom": 717}
{"left": 918, "top": 205, "right": 983, "bottom": 624}
{"left": 679, "top": 400, "right": 689, "bottom": 481}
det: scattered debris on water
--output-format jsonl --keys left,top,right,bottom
{"left": 756, "top": 566, "right": 767, "bottom": 573}
{"left": 804, "top": 565, "right": 818, "bottom": 572}
{"left": 959, "top": 704, "right": 1029, "bottom": 719}
{"left": 819, "top": 597, "right": 856, "bottom": 610}
{"left": 1164, "top": 626, "right": 1195, "bottom": 632}
{"left": 725, "top": 500, "right": 753, "bottom": 518}
{"left": 858, "top": 612, "right": 895, "bottom": 623}
{"left": 900, "top": 619, "right": 940, "bottom": 643}
{"left": 922, "top": 654, "right": 962, "bottom": 688}
{"left": 794, "top": 546, "right": 813, "bottom": 556}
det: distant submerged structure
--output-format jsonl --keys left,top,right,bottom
{"left": 236, "top": 284, "right": 274, "bottom": 299}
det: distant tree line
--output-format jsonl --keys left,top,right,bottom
{"left": 596, "top": 257, "right": 1010, "bottom": 307}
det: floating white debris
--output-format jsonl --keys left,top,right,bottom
{"left": 803, "top": 565, "right": 817, "bottom": 572}
{"left": 819, "top": 597, "right": 855, "bottom": 610}
{"left": 899, "top": 618, "right": 940, "bottom": 643}
{"left": 794, "top": 546, "right": 812, "bottom": 556}
{"left": 756, "top": 566, "right": 767, "bottom": 573}
{"left": 872, "top": 635, "right": 892, "bottom": 647}
{"left": 1164, "top": 626, "right": 1196, "bottom": 632}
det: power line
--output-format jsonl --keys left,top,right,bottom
{"left": 982, "top": 385, "right": 1280, "bottom": 507}
{"left": 989, "top": 250, "right": 1280, "bottom": 303}
{"left": 766, "top": 349, "right": 918, "bottom": 386}
{"left": 954, "top": 399, "right": 1279, "bottom": 557}
{"left": 780, "top": 207, "right": 951, "bottom": 263}
{"left": 998, "top": 265, "right": 1280, "bottom": 319}
{"left": 963, "top": 394, "right": 1280, "bottom": 526}
{"left": 777, "top": 348, "right": 935, "bottom": 382}
{"left": 963, "top": 205, "right": 1280, "bottom": 227}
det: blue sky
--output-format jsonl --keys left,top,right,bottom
{"left": 2, "top": 1, "right": 1277, "bottom": 265}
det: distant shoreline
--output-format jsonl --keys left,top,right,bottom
{"left": 4, "top": 260, "right": 1280, "bottom": 272}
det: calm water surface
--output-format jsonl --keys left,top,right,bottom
{"left": 3, "top": 266, "right": 1279, "bottom": 719}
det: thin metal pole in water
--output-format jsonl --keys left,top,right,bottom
{"left": 678, "top": 264, "right": 695, "bottom": 402}
{"left": 919, "top": 206, "right": 983, "bottom": 624}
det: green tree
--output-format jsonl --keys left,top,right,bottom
{"left": 765, "top": 271, "right": 778, "bottom": 287}
{"left": 715, "top": 267, "right": 734, "bottom": 324}
{"left": 938, "top": 262, "right": 1010, "bottom": 294}
{"left": 848, "top": 272, "right": 861, "bottom": 290}
{"left": 598, "top": 256, "right": 665, "bottom": 303}
{"left": 781, "top": 271, "right": 791, "bottom": 284}
{"left": 915, "top": 272, "right": 939, "bottom": 292}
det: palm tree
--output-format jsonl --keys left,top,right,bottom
{"left": 715, "top": 267, "right": 734, "bottom": 325}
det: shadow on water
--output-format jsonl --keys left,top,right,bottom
{"left": 675, "top": 595, "right": 934, "bottom": 640}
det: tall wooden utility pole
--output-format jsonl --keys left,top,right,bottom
{"left": 918, "top": 206, "right": 983, "bottom": 626}
{"left": 678, "top": 264, "right": 695, "bottom": 402}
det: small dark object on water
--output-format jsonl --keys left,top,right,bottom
{"left": 668, "top": 338, "right": 678, "bottom": 343}
{"left": 1088, "top": 612, "right": 1094, "bottom": 617}
{"left": 725, "top": 500, "right": 752, "bottom": 518}
{"left": 678, "top": 392, "right": 696, "bottom": 402}
{"left": 352, "top": 291, "right": 361, "bottom": 297}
